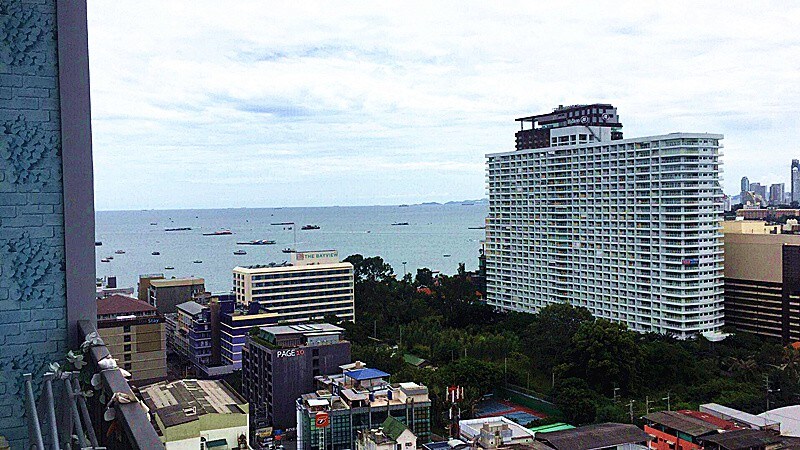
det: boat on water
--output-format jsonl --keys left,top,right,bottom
{"left": 468, "top": 226, "right": 486, "bottom": 230}
{"left": 399, "top": 204, "right": 409, "bottom": 207}
{"left": 115, "top": 250, "right": 125, "bottom": 254}
{"left": 100, "top": 258, "right": 109, "bottom": 263}
{"left": 193, "top": 260, "right": 202, "bottom": 264}
{"left": 234, "top": 250, "right": 247, "bottom": 255}
{"left": 301, "top": 225, "right": 320, "bottom": 230}
{"left": 165, "top": 227, "right": 192, "bottom": 232}
{"left": 150, "top": 222, "right": 157, "bottom": 225}
{"left": 391, "top": 222, "right": 410, "bottom": 226}
{"left": 236, "top": 240, "right": 276, "bottom": 245}
{"left": 281, "top": 248, "right": 295, "bottom": 254}
{"left": 95, "top": 241, "right": 102, "bottom": 246}
{"left": 107, "top": 255, "right": 114, "bottom": 260}
{"left": 165, "top": 266, "right": 174, "bottom": 270}
{"left": 443, "top": 254, "right": 451, "bottom": 257}
{"left": 151, "top": 251, "right": 160, "bottom": 256}
{"left": 203, "top": 230, "right": 232, "bottom": 236}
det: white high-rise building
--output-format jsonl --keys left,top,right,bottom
{"left": 486, "top": 105, "right": 725, "bottom": 338}
{"left": 233, "top": 250, "right": 355, "bottom": 323}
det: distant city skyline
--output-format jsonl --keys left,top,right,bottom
{"left": 87, "top": 1, "right": 800, "bottom": 210}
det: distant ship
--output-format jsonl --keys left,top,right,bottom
{"left": 193, "top": 260, "right": 203, "bottom": 263}
{"left": 399, "top": 204, "right": 409, "bottom": 207}
{"left": 237, "top": 240, "right": 276, "bottom": 245}
{"left": 282, "top": 248, "right": 295, "bottom": 254}
{"left": 114, "top": 250, "right": 125, "bottom": 254}
{"left": 165, "top": 266, "right": 174, "bottom": 270}
{"left": 234, "top": 250, "right": 247, "bottom": 255}
{"left": 468, "top": 226, "right": 486, "bottom": 230}
{"left": 151, "top": 251, "right": 160, "bottom": 256}
{"left": 301, "top": 225, "right": 320, "bottom": 230}
{"left": 150, "top": 222, "right": 157, "bottom": 225}
{"left": 165, "top": 227, "right": 191, "bottom": 232}
{"left": 203, "top": 230, "right": 232, "bottom": 236}
{"left": 95, "top": 241, "right": 102, "bottom": 246}
{"left": 391, "top": 222, "right": 409, "bottom": 226}
{"left": 443, "top": 254, "right": 451, "bottom": 257}
{"left": 100, "top": 258, "right": 109, "bottom": 263}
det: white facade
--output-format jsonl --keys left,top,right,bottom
{"left": 486, "top": 131, "right": 725, "bottom": 338}
{"left": 233, "top": 251, "right": 355, "bottom": 323}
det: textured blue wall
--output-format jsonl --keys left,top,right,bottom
{"left": 0, "top": 0, "right": 69, "bottom": 446}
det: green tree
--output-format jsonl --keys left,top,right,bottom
{"left": 524, "top": 303, "right": 594, "bottom": 370}
{"left": 563, "top": 319, "right": 641, "bottom": 394}
{"left": 553, "top": 378, "right": 597, "bottom": 425}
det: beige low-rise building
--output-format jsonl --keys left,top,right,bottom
{"left": 96, "top": 294, "right": 167, "bottom": 384}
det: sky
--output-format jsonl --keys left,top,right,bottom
{"left": 87, "top": 1, "right": 800, "bottom": 210}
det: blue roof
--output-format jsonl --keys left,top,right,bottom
{"left": 344, "top": 368, "right": 390, "bottom": 381}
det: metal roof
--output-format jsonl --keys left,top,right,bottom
{"left": 344, "top": 368, "right": 390, "bottom": 381}
{"left": 176, "top": 301, "right": 205, "bottom": 316}
{"left": 645, "top": 411, "right": 721, "bottom": 437}
{"left": 536, "top": 423, "right": 652, "bottom": 450}
{"left": 699, "top": 428, "right": 783, "bottom": 449}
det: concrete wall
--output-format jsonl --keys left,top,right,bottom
{"left": 723, "top": 233, "right": 800, "bottom": 283}
{"left": 0, "top": 0, "right": 94, "bottom": 446}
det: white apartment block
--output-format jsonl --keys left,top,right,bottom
{"left": 233, "top": 250, "right": 355, "bottom": 324}
{"left": 487, "top": 115, "right": 725, "bottom": 338}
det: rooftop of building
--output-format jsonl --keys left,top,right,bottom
{"left": 700, "top": 403, "right": 780, "bottom": 430}
{"left": 260, "top": 323, "right": 344, "bottom": 336}
{"left": 760, "top": 405, "right": 800, "bottom": 437}
{"left": 644, "top": 410, "right": 730, "bottom": 437}
{"left": 97, "top": 294, "right": 157, "bottom": 317}
{"left": 535, "top": 422, "right": 652, "bottom": 450}
{"left": 362, "top": 416, "right": 412, "bottom": 444}
{"left": 698, "top": 428, "right": 785, "bottom": 449}
{"left": 139, "top": 379, "right": 246, "bottom": 430}
{"left": 175, "top": 301, "right": 206, "bottom": 316}
{"left": 301, "top": 364, "right": 429, "bottom": 412}
{"left": 460, "top": 416, "right": 536, "bottom": 441}
{"left": 527, "top": 423, "right": 575, "bottom": 434}
{"left": 149, "top": 277, "right": 205, "bottom": 288}
{"left": 234, "top": 260, "right": 352, "bottom": 273}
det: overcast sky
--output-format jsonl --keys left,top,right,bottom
{"left": 87, "top": 1, "right": 800, "bottom": 210}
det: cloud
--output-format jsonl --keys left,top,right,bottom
{"left": 87, "top": 0, "right": 800, "bottom": 209}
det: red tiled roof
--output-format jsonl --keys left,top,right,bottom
{"left": 679, "top": 410, "right": 741, "bottom": 430}
{"left": 97, "top": 294, "right": 157, "bottom": 316}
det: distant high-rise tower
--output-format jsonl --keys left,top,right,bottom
{"left": 792, "top": 160, "right": 800, "bottom": 203}
{"left": 770, "top": 183, "right": 785, "bottom": 206}
{"left": 741, "top": 176, "right": 750, "bottom": 200}
{"left": 487, "top": 104, "right": 724, "bottom": 338}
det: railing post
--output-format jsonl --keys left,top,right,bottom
{"left": 43, "top": 373, "right": 61, "bottom": 450}
{"left": 24, "top": 373, "right": 46, "bottom": 450}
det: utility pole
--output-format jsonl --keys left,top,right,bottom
{"left": 646, "top": 396, "right": 652, "bottom": 415}
{"left": 662, "top": 393, "right": 671, "bottom": 411}
{"left": 613, "top": 387, "right": 620, "bottom": 403}
{"left": 765, "top": 374, "right": 780, "bottom": 410}
{"left": 374, "top": 320, "right": 377, "bottom": 339}
{"left": 627, "top": 400, "right": 635, "bottom": 423}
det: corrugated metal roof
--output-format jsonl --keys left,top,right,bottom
{"left": 536, "top": 423, "right": 652, "bottom": 450}
{"left": 645, "top": 411, "right": 720, "bottom": 437}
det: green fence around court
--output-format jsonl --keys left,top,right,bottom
{"left": 495, "top": 385, "right": 562, "bottom": 418}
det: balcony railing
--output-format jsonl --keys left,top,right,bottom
{"left": 77, "top": 320, "right": 165, "bottom": 450}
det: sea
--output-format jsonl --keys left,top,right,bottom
{"left": 95, "top": 203, "right": 488, "bottom": 293}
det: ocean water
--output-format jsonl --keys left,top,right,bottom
{"left": 95, "top": 204, "right": 488, "bottom": 292}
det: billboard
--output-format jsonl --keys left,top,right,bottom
{"left": 315, "top": 411, "right": 330, "bottom": 428}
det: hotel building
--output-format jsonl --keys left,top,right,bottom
{"left": 96, "top": 294, "right": 167, "bottom": 384}
{"left": 486, "top": 104, "right": 725, "bottom": 338}
{"left": 147, "top": 276, "right": 206, "bottom": 315}
{"left": 233, "top": 250, "right": 355, "bottom": 323}
{"left": 242, "top": 323, "right": 351, "bottom": 431}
